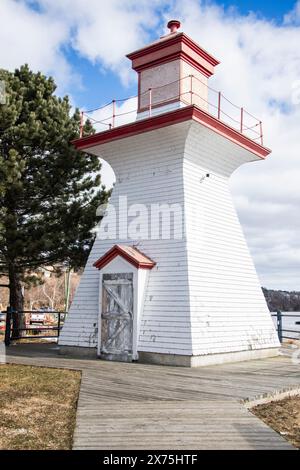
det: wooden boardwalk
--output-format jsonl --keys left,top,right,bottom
{"left": 5, "top": 344, "right": 300, "bottom": 450}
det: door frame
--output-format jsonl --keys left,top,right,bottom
{"left": 97, "top": 256, "right": 139, "bottom": 360}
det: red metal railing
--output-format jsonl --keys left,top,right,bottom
{"left": 80, "top": 75, "right": 264, "bottom": 145}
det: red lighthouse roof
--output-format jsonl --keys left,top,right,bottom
{"left": 94, "top": 245, "right": 156, "bottom": 270}
{"left": 127, "top": 21, "right": 220, "bottom": 77}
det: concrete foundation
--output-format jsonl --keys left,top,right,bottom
{"left": 59, "top": 345, "right": 97, "bottom": 358}
{"left": 138, "top": 348, "right": 280, "bottom": 367}
{"left": 59, "top": 345, "right": 279, "bottom": 367}
{"left": 100, "top": 352, "right": 133, "bottom": 363}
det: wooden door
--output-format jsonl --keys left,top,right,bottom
{"left": 101, "top": 273, "right": 133, "bottom": 361}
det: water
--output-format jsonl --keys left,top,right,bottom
{"left": 271, "top": 311, "right": 300, "bottom": 340}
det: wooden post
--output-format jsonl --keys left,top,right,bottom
{"left": 218, "top": 92, "right": 221, "bottom": 120}
{"left": 148, "top": 88, "right": 152, "bottom": 117}
{"left": 64, "top": 269, "right": 71, "bottom": 312}
{"left": 57, "top": 313, "right": 61, "bottom": 338}
{"left": 260, "top": 121, "right": 263, "bottom": 146}
{"left": 277, "top": 310, "right": 282, "bottom": 343}
{"left": 4, "top": 306, "right": 12, "bottom": 347}
{"left": 79, "top": 111, "right": 84, "bottom": 138}
{"left": 240, "top": 107, "right": 244, "bottom": 133}
{"left": 112, "top": 100, "right": 116, "bottom": 128}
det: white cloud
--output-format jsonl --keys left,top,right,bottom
{"left": 26, "top": 0, "right": 163, "bottom": 85}
{"left": 1, "top": 0, "right": 300, "bottom": 289}
{"left": 0, "top": 0, "right": 78, "bottom": 93}
{"left": 284, "top": 0, "right": 300, "bottom": 25}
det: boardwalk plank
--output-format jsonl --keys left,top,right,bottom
{"left": 5, "top": 344, "right": 300, "bottom": 450}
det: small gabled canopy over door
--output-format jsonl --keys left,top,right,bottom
{"left": 95, "top": 245, "right": 156, "bottom": 362}
{"left": 101, "top": 272, "right": 133, "bottom": 362}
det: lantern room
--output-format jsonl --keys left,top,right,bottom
{"left": 127, "top": 20, "right": 219, "bottom": 116}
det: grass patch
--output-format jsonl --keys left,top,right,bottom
{"left": 0, "top": 364, "right": 81, "bottom": 450}
{"left": 252, "top": 395, "right": 300, "bottom": 449}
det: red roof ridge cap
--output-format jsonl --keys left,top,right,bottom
{"left": 93, "top": 244, "right": 156, "bottom": 270}
{"left": 127, "top": 32, "right": 220, "bottom": 67}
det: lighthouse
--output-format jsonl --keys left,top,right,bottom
{"left": 59, "top": 21, "right": 279, "bottom": 366}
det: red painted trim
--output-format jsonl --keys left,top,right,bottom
{"left": 134, "top": 52, "right": 213, "bottom": 77}
{"left": 181, "top": 34, "right": 220, "bottom": 66}
{"left": 94, "top": 245, "right": 156, "bottom": 270}
{"left": 127, "top": 34, "right": 182, "bottom": 59}
{"left": 73, "top": 106, "right": 194, "bottom": 149}
{"left": 72, "top": 105, "right": 271, "bottom": 159}
{"left": 137, "top": 71, "right": 141, "bottom": 111}
{"left": 180, "top": 53, "right": 213, "bottom": 78}
{"left": 127, "top": 33, "right": 219, "bottom": 77}
{"left": 133, "top": 52, "right": 180, "bottom": 72}
{"left": 127, "top": 33, "right": 219, "bottom": 66}
{"left": 192, "top": 107, "right": 271, "bottom": 159}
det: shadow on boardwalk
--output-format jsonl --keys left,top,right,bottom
{"left": 5, "top": 343, "right": 300, "bottom": 450}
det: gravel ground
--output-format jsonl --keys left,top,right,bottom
{"left": 252, "top": 395, "right": 300, "bottom": 449}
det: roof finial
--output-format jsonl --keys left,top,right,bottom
{"left": 167, "top": 20, "right": 181, "bottom": 34}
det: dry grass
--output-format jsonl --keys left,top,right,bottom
{"left": 0, "top": 364, "right": 81, "bottom": 450}
{"left": 252, "top": 395, "right": 300, "bottom": 449}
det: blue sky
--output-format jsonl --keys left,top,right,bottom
{"left": 64, "top": 0, "right": 298, "bottom": 111}
{"left": 1, "top": 0, "right": 300, "bottom": 289}
{"left": 219, "top": 0, "right": 296, "bottom": 20}
{"left": 2, "top": 0, "right": 297, "bottom": 113}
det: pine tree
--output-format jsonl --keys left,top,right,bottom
{"left": 0, "top": 65, "right": 109, "bottom": 334}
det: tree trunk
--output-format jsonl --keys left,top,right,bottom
{"left": 8, "top": 265, "right": 25, "bottom": 338}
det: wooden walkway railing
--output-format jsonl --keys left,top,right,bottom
{"left": 3, "top": 307, "right": 66, "bottom": 346}
{"left": 271, "top": 311, "right": 300, "bottom": 342}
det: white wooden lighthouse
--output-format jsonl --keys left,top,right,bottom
{"left": 59, "top": 20, "right": 279, "bottom": 366}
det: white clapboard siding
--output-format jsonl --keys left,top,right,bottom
{"left": 59, "top": 122, "right": 193, "bottom": 352}
{"left": 183, "top": 123, "right": 279, "bottom": 355}
{"left": 59, "top": 118, "right": 279, "bottom": 355}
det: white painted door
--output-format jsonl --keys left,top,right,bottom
{"left": 101, "top": 273, "right": 133, "bottom": 361}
